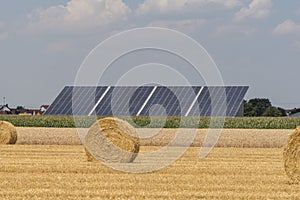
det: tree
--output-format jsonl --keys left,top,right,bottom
{"left": 277, "top": 107, "right": 287, "bottom": 117}
{"left": 243, "top": 100, "right": 257, "bottom": 117}
{"left": 16, "top": 106, "right": 25, "bottom": 110}
{"left": 262, "top": 106, "right": 283, "bottom": 117}
{"left": 16, "top": 106, "right": 25, "bottom": 115}
{"left": 248, "top": 98, "right": 272, "bottom": 116}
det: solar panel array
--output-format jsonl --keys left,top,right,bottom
{"left": 45, "top": 86, "right": 249, "bottom": 116}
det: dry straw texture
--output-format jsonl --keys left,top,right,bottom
{"left": 283, "top": 126, "right": 300, "bottom": 183}
{"left": 0, "top": 121, "right": 17, "bottom": 145}
{"left": 85, "top": 117, "right": 140, "bottom": 163}
{"left": 1, "top": 146, "right": 299, "bottom": 199}
{"left": 16, "top": 127, "right": 291, "bottom": 147}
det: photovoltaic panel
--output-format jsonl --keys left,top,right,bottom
{"left": 93, "top": 86, "right": 154, "bottom": 116}
{"left": 208, "top": 87, "right": 228, "bottom": 116}
{"left": 73, "top": 86, "right": 108, "bottom": 115}
{"left": 69, "top": 86, "right": 91, "bottom": 115}
{"left": 227, "top": 86, "right": 248, "bottom": 116}
{"left": 129, "top": 86, "right": 154, "bottom": 115}
{"left": 45, "top": 86, "right": 249, "bottom": 117}
{"left": 189, "top": 87, "right": 210, "bottom": 116}
{"left": 93, "top": 86, "right": 114, "bottom": 116}
{"left": 44, "top": 86, "right": 73, "bottom": 115}
{"left": 139, "top": 86, "right": 181, "bottom": 116}
{"left": 138, "top": 86, "right": 201, "bottom": 116}
{"left": 95, "top": 87, "right": 131, "bottom": 116}
{"left": 168, "top": 86, "right": 201, "bottom": 116}
{"left": 188, "top": 86, "right": 249, "bottom": 116}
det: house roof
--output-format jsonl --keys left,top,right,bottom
{"left": 0, "top": 105, "right": 11, "bottom": 112}
{"left": 286, "top": 107, "right": 300, "bottom": 116}
{"left": 288, "top": 112, "right": 300, "bottom": 117}
{"left": 41, "top": 105, "right": 49, "bottom": 109}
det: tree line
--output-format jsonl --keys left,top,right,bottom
{"left": 244, "top": 98, "right": 287, "bottom": 117}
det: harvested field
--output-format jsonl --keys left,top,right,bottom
{"left": 0, "top": 145, "right": 299, "bottom": 199}
{"left": 16, "top": 127, "right": 292, "bottom": 148}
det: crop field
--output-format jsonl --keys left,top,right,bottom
{"left": 0, "top": 127, "right": 299, "bottom": 199}
{"left": 2, "top": 115, "right": 300, "bottom": 129}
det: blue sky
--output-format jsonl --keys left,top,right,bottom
{"left": 0, "top": 0, "right": 300, "bottom": 109}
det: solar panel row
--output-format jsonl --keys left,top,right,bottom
{"left": 45, "top": 86, "right": 249, "bottom": 116}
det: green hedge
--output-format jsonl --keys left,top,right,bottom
{"left": 0, "top": 115, "right": 299, "bottom": 129}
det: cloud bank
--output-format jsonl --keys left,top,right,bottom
{"left": 234, "top": 0, "right": 272, "bottom": 22}
{"left": 273, "top": 19, "right": 300, "bottom": 34}
{"left": 136, "top": 0, "right": 240, "bottom": 15}
{"left": 27, "top": 0, "right": 131, "bottom": 32}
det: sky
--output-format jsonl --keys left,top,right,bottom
{"left": 0, "top": 0, "right": 300, "bottom": 109}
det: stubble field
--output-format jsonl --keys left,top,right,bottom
{"left": 0, "top": 128, "right": 299, "bottom": 199}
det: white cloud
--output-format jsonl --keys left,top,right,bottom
{"left": 234, "top": 0, "right": 272, "bottom": 22}
{"left": 27, "top": 0, "right": 131, "bottom": 32}
{"left": 148, "top": 18, "right": 206, "bottom": 33}
{"left": 273, "top": 20, "right": 300, "bottom": 35}
{"left": 137, "top": 0, "right": 240, "bottom": 16}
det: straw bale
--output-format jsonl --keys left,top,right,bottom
{"left": 283, "top": 127, "right": 300, "bottom": 183}
{"left": 85, "top": 117, "right": 140, "bottom": 163}
{"left": 0, "top": 121, "right": 17, "bottom": 144}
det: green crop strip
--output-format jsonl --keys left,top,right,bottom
{"left": 0, "top": 115, "right": 299, "bottom": 129}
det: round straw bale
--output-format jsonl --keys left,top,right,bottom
{"left": 0, "top": 121, "right": 17, "bottom": 144}
{"left": 85, "top": 117, "right": 140, "bottom": 163}
{"left": 84, "top": 147, "right": 98, "bottom": 162}
{"left": 283, "top": 126, "right": 300, "bottom": 183}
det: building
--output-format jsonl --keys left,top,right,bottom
{"left": 0, "top": 104, "right": 50, "bottom": 115}
{"left": 286, "top": 108, "right": 300, "bottom": 117}
{"left": 40, "top": 105, "right": 49, "bottom": 113}
{"left": 0, "top": 104, "right": 12, "bottom": 115}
